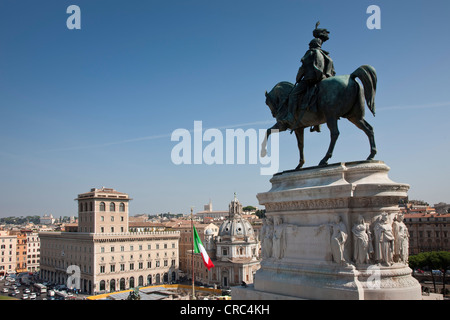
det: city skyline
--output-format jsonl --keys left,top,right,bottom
{"left": 1, "top": 0, "right": 450, "bottom": 218}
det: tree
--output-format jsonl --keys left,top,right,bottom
{"left": 409, "top": 251, "right": 450, "bottom": 295}
{"left": 242, "top": 206, "right": 257, "bottom": 212}
{"left": 255, "top": 209, "right": 266, "bottom": 219}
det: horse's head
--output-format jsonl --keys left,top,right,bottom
{"left": 264, "top": 81, "right": 295, "bottom": 119}
{"left": 265, "top": 90, "right": 277, "bottom": 118}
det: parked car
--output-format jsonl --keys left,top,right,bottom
{"left": 8, "top": 292, "right": 16, "bottom": 297}
{"left": 432, "top": 270, "right": 443, "bottom": 275}
{"left": 23, "top": 288, "right": 30, "bottom": 294}
{"left": 2, "top": 287, "right": 9, "bottom": 293}
{"left": 14, "top": 289, "right": 20, "bottom": 295}
{"left": 30, "top": 293, "right": 36, "bottom": 300}
{"left": 22, "top": 294, "right": 28, "bottom": 299}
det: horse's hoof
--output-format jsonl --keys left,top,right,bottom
{"left": 318, "top": 160, "right": 328, "bottom": 167}
{"left": 295, "top": 163, "right": 304, "bottom": 170}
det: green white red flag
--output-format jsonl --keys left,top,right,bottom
{"left": 193, "top": 225, "right": 214, "bottom": 270}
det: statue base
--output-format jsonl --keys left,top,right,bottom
{"left": 232, "top": 161, "right": 421, "bottom": 300}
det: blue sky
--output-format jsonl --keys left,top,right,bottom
{"left": 0, "top": 0, "right": 449, "bottom": 218}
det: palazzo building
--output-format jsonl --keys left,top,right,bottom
{"left": 0, "top": 231, "right": 17, "bottom": 276}
{"left": 39, "top": 187, "right": 180, "bottom": 294}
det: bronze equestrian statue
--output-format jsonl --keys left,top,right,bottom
{"left": 261, "top": 22, "right": 377, "bottom": 170}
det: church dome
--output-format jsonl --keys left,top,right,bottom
{"left": 218, "top": 215, "right": 255, "bottom": 239}
{"left": 218, "top": 194, "right": 255, "bottom": 240}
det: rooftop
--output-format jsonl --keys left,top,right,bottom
{"left": 75, "top": 187, "right": 131, "bottom": 201}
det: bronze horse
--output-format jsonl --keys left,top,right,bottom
{"left": 261, "top": 65, "right": 377, "bottom": 169}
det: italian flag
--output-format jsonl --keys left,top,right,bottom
{"left": 193, "top": 226, "right": 214, "bottom": 270}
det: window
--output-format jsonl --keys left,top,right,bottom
{"left": 119, "top": 203, "right": 125, "bottom": 212}
{"left": 100, "top": 202, "right": 105, "bottom": 211}
{"left": 110, "top": 202, "right": 115, "bottom": 212}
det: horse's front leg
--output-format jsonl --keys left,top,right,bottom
{"left": 261, "top": 123, "right": 281, "bottom": 157}
{"left": 319, "top": 117, "right": 339, "bottom": 166}
{"left": 294, "top": 127, "right": 305, "bottom": 169}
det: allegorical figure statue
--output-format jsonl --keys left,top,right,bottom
{"left": 261, "top": 217, "right": 274, "bottom": 259}
{"left": 393, "top": 213, "right": 409, "bottom": 264}
{"left": 272, "top": 216, "right": 286, "bottom": 259}
{"left": 284, "top": 21, "right": 336, "bottom": 132}
{"left": 330, "top": 216, "right": 348, "bottom": 265}
{"left": 352, "top": 216, "right": 373, "bottom": 264}
{"left": 374, "top": 213, "right": 395, "bottom": 266}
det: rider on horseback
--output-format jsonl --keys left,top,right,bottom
{"left": 284, "top": 22, "right": 336, "bottom": 132}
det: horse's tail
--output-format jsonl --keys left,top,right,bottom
{"left": 351, "top": 65, "right": 377, "bottom": 116}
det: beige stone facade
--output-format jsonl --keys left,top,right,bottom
{"left": 39, "top": 187, "right": 180, "bottom": 294}
{"left": 404, "top": 211, "right": 450, "bottom": 254}
{"left": 26, "top": 232, "right": 40, "bottom": 272}
{"left": 0, "top": 230, "right": 17, "bottom": 275}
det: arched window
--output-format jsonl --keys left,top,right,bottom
{"left": 129, "top": 277, "right": 135, "bottom": 288}
{"left": 90, "top": 202, "right": 93, "bottom": 211}
{"left": 119, "top": 278, "right": 126, "bottom": 290}
{"left": 110, "top": 279, "right": 116, "bottom": 292}
{"left": 147, "top": 275, "right": 152, "bottom": 285}
{"left": 110, "top": 202, "right": 115, "bottom": 212}
{"left": 79, "top": 203, "right": 83, "bottom": 212}
{"left": 138, "top": 276, "right": 144, "bottom": 287}
{"left": 99, "top": 280, "right": 106, "bottom": 291}
{"left": 119, "top": 203, "right": 125, "bottom": 212}
{"left": 99, "top": 202, "right": 105, "bottom": 212}
{"left": 83, "top": 202, "right": 88, "bottom": 212}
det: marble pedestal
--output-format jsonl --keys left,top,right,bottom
{"left": 232, "top": 161, "right": 421, "bottom": 300}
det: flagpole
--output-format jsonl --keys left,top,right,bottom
{"left": 190, "top": 207, "right": 195, "bottom": 300}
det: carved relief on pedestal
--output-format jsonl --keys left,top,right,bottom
{"left": 264, "top": 198, "right": 348, "bottom": 212}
